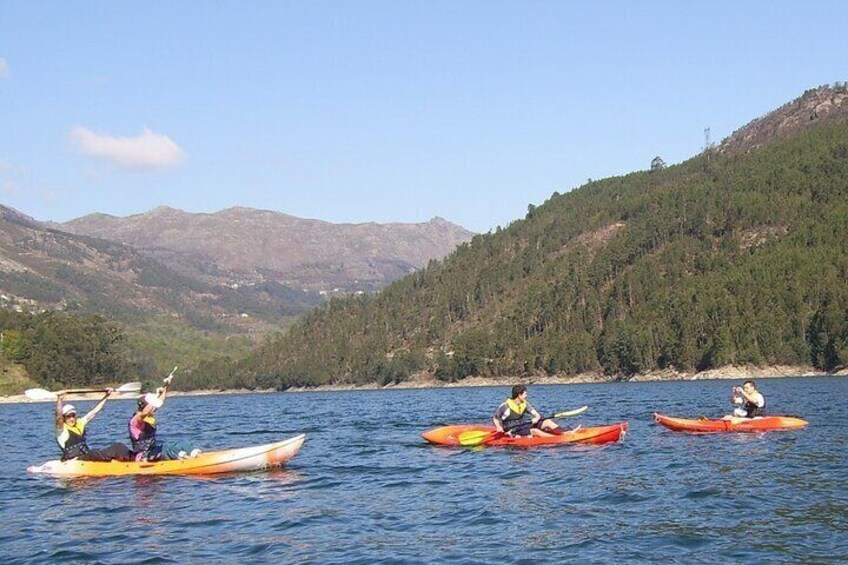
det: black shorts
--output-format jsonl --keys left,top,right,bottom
{"left": 504, "top": 420, "right": 538, "bottom": 437}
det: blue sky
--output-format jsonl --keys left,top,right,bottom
{"left": 1, "top": 2, "right": 846, "bottom": 233}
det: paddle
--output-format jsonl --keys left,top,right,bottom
{"left": 24, "top": 381, "right": 142, "bottom": 402}
{"left": 457, "top": 405, "right": 589, "bottom": 446}
{"left": 163, "top": 366, "right": 178, "bottom": 386}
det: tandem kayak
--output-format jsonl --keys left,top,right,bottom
{"left": 27, "top": 434, "right": 305, "bottom": 477}
{"left": 653, "top": 413, "right": 808, "bottom": 433}
{"left": 422, "top": 423, "right": 627, "bottom": 447}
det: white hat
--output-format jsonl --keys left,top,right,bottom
{"left": 62, "top": 404, "right": 77, "bottom": 416}
{"left": 143, "top": 393, "right": 163, "bottom": 409}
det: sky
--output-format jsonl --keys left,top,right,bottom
{"left": 0, "top": 2, "right": 846, "bottom": 234}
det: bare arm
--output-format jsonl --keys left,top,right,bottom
{"left": 131, "top": 402, "right": 156, "bottom": 427}
{"left": 492, "top": 415, "right": 504, "bottom": 432}
{"left": 55, "top": 392, "right": 67, "bottom": 431}
{"left": 83, "top": 389, "right": 113, "bottom": 421}
{"left": 737, "top": 388, "right": 764, "bottom": 406}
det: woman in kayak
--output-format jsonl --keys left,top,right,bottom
{"left": 493, "top": 385, "right": 563, "bottom": 437}
{"left": 128, "top": 385, "right": 200, "bottom": 461}
{"left": 56, "top": 390, "right": 132, "bottom": 461}
{"left": 729, "top": 380, "right": 766, "bottom": 418}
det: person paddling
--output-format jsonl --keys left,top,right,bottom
{"left": 729, "top": 380, "right": 766, "bottom": 418}
{"left": 56, "top": 390, "right": 132, "bottom": 461}
{"left": 493, "top": 385, "right": 564, "bottom": 437}
{"left": 128, "top": 379, "right": 199, "bottom": 461}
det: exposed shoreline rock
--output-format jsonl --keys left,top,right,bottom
{"left": 281, "top": 364, "right": 837, "bottom": 392}
{"left": 1, "top": 364, "right": 841, "bottom": 403}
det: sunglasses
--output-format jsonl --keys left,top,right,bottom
{"left": 64, "top": 413, "right": 77, "bottom": 419}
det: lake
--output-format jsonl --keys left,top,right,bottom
{"left": 1, "top": 377, "right": 846, "bottom": 564}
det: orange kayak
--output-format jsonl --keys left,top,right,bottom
{"left": 27, "top": 434, "right": 305, "bottom": 477}
{"left": 422, "top": 423, "right": 627, "bottom": 447}
{"left": 654, "top": 413, "right": 808, "bottom": 433}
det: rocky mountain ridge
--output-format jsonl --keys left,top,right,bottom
{"left": 719, "top": 83, "right": 848, "bottom": 155}
{"left": 59, "top": 206, "right": 474, "bottom": 293}
{"left": 0, "top": 204, "right": 315, "bottom": 333}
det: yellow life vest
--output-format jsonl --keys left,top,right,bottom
{"left": 57, "top": 419, "right": 86, "bottom": 448}
{"left": 505, "top": 398, "right": 527, "bottom": 416}
{"left": 57, "top": 418, "right": 90, "bottom": 459}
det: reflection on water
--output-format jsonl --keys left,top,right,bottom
{"left": 1, "top": 377, "right": 847, "bottom": 563}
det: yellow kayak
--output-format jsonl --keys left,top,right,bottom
{"left": 27, "top": 434, "right": 305, "bottom": 477}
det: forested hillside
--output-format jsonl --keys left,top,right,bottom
{"left": 0, "top": 310, "right": 140, "bottom": 391}
{"left": 192, "top": 86, "right": 848, "bottom": 390}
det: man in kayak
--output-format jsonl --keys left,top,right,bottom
{"left": 729, "top": 380, "right": 766, "bottom": 418}
{"left": 128, "top": 385, "right": 200, "bottom": 461}
{"left": 493, "top": 385, "right": 563, "bottom": 437}
{"left": 56, "top": 390, "right": 132, "bottom": 461}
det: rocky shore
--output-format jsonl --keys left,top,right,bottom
{"left": 2, "top": 364, "right": 845, "bottom": 403}
{"left": 283, "top": 364, "right": 844, "bottom": 392}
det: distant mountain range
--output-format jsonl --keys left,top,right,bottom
{"left": 0, "top": 204, "right": 473, "bottom": 368}
{"left": 58, "top": 207, "right": 474, "bottom": 293}
{"left": 0, "top": 205, "right": 317, "bottom": 332}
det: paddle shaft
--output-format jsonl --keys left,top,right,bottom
{"left": 64, "top": 382, "right": 141, "bottom": 396}
{"left": 25, "top": 381, "right": 142, "bottom": 401}
{"left": 63, "top": 387, "right": 117, "bottom": 395}
{"left": 503, "top": 405, "right": 588, "bottom": 430}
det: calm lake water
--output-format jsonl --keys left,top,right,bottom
{"left": 1, "top": 377, "right": 846, "bottom": 564}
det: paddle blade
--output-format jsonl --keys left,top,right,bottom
{"left": 24, "top": 388, "right": 57, "bottom": 401}
{"left": 458, "top": 430, "right": 500, "bottom": 446}
{"left": 551, "top": 406, "right": 588, "bottom": 418}
{"left": 115, "top": 382, "right": 142, "bottom": 394}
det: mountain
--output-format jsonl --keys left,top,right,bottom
{"left": 59, "top": 207, "right": 475, "bottom": 293}
{"left": 720, "top": 85, "right": 848, "bottom": 155}
{"left": 0, "top": 206, "right": 324, "bottom": 368}
{"left": 209, "top": 84, "right": 848, "bottom": 390}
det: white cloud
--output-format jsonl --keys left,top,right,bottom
{"left": 69, "top": 126, "right": 186, "bottom": 171}
{"left": 0, "top": 58, "right": 8, "bottom": 80}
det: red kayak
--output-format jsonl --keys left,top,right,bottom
{"left": 422, "top": 423, "right": 627, "bottom": 447}
{"left": 653, "top": 413, "right": 808, "bottom": 433}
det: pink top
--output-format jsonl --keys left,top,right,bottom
{"left": 129, "top": 416, "right": 151, "bottom": 461}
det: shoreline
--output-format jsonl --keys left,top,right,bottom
{"left": 3, "top": 364, "right": 844, "bottom": 403}
{"left": 283, "top": 364, "right": 845, "bottom": 392}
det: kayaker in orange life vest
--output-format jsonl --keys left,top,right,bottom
{"left": 492, "top": 385, "right": 563, "bottom": 437}
{"left": 729, "top": 380, "right": 766, "bottom": 418}
{"left": 55, "top": 389, "right": 132, "bottom": 462}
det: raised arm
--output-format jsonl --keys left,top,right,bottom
{"left": 55, "top": 392, "right": 67, "bottom": 431}
{"left": 83, "top": 388, "right": 113, "bottom": 421}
